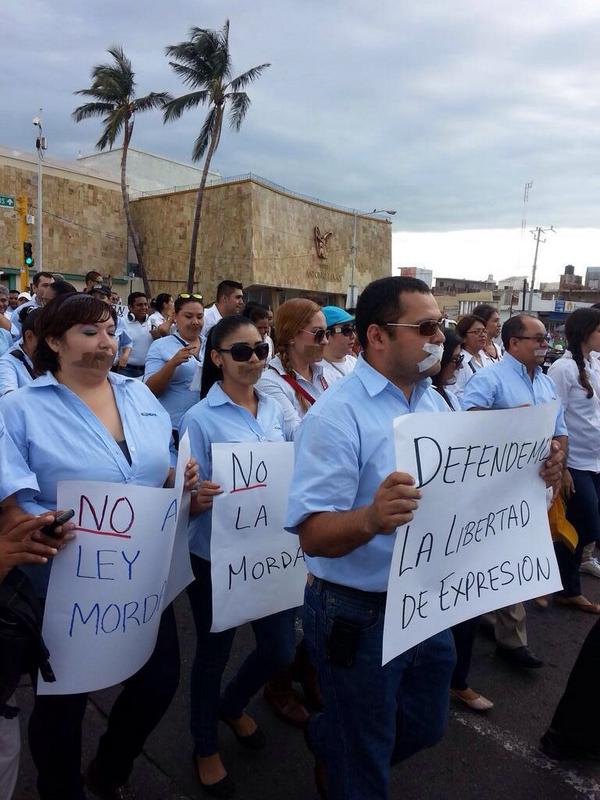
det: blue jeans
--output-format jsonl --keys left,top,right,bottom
{"left": 187, "top": 555, "right": 296, "bottom": 756}
{"left": 303, "top": 577, "right": 456, "bottom": 800}
{"left": 558, "top": 469, "right": 600, "bottom": 596}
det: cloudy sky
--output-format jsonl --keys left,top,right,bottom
{"left": 3, "top": 0, "right": 600, "bottom": 284}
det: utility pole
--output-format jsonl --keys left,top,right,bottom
{"left": 33, "top": 110, "right": 47, "bottom": 270}
{"left": 528, "top": 225, "right": 555, "bottom": 311}
{"left": 15, "top": 194, "right": 29, "bottom": 291}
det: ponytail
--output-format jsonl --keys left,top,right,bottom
{"left": 571, "top": 342, "right": 594, "bottom": 399}
{"left": 278, "top": 348, "right": 312, "bottom": 413}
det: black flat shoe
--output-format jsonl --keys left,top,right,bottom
{"left": 192, "top": 754, "right": 236, "bottom": 798}
{"left": 219, "top": 713, "right": 266, "bottom": 750}
{"left": 496, "top": 645, "right": 543, "bottom": 669}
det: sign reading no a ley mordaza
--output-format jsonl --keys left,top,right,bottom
{"left": 382, "top": 403, "right": 562, "bottom": 665}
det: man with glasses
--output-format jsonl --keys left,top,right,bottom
{"left": 319, "top": 306, "right": 358, "bottom": 384}
{"left": 462, "top": 313, "right": 568, "bottom": 670}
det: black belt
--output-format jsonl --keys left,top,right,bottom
{"left": 307, "top": 574, "right": 387, "bottom": 606}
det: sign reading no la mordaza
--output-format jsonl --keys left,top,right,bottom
{"left": 382, "top": 402, "right": 562, "bottom": 666}
{"left": 210, "top": 441, "right": 305, "bottom": 633}
{"left": 38, "top": 435, "right": 194, "bottom": 695}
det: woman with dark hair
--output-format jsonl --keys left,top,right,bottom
{"left": 181, "top": 315, "right": 295, "bottom": 797}
{"left": 0, "top": 293, "right": 197, "bottom": 799}
{"left": 46, "top": 280, "right": 78, "bottom": 300}
{"left": 450, "top": 315, "right": 489, "bottom": 400}
{"left": 144, "top": 294, "right": 204, "bottom": 440}
{"left": 472, "top": 303, "right": 503, "bottom": 363}
{"left": 148, "top": 292, "right": 175, "bottom": 339}
{"left": 432, "top": 328, "right": 494, "bottom": 711}
{"left": 548, "top": 307, "right": 600, "bottom": 612}
{"left": 256, "top": 298, "right": 328, "bottom": 440}
{"left": 430, "top": 329, "right": 464, "bottom": 410}
{"left": 0, "top": 307, "right": 43, "bottom": 395}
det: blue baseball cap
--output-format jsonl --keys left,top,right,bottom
{"left": 322, "top": 306, "right": 354, "bottom": 328}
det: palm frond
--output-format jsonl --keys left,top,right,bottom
{"left": 167, "top": 61, "right": 215, "bottom": 89}
{"left": 132, "top": 92, "right": 172, "bottom": 113}
{"left": 163, "top": 90, "right": 210, "bottom": 122}
{"left": 72, "top": 101, "right": 115, "bottom": 122}
{"left": 95, "top": 108, "right": 128, "bottom": 151}
{"left": 227, "top": 92, "right": 250, "bottom": 130}
{"left": 191, "top": 106, "right": 218, "bottom": 162}
{"left": 227, "top": 63, "right": 271, "bottom": 93}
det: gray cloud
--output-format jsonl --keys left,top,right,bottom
{"left": 3, "top": 0, "right": 600, "bottom": 230}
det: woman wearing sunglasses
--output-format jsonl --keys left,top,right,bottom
{"left": 319, "top": 305, "right": 357, "bottom": 384}
{"left": 432, "top": 329, "right": 494, "bottom": 712}
{"left": 180, "top": 316, "right": 295, "bottom": 798}
{"left": 144, "top": 294, "right": 204, "bottom": 442}
{"left": 257, "top": 298, "right": 328, "bottom": 441}
{"left": 449, "top": 314, "right": 490, "bottom": 401}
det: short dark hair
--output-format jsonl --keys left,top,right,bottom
{"left": 200, "top": 315, "right": 255, "bottom": 399}
{"left": 20, "top": 306, "right": 43, "bottom": 337}
{"left": 501, "top": 314, "right": 529, "bottom": 351}
{"left": 33, "top": 294, "right": 116, "bottom": 375}
{"left": 471, "top": 304, "right": 498, "bottom": 324}
{"left": 9, "top": 288, "right": 19, "bottom": 296}
{"left": 50, "top": 281, "right": 78, "bottom": 298}
{"left": 216, "top": 280, "right": 243, "bottom": 301}
{"left": 151, "top": 293, "right": 173, "bottom": 313}
{"left": 85, "top": 270, "right": 102, "bottom": 284}
{"left": 355, "top": 276, "right": 431, "bottom": 349}
{"left": 128, "top": 291, "right": 147, "bottom": 307}
{"left": 455, "top": 315, "right": 486, "bottom": 339}
{"left": 89, "top": 286, "right": 111, "bottom": 299}
{"left": 175, "top": 295, "right": 203, "bottom": 313}
{"left": 244, "top": 303, "right": 270, "bottom": 324}
{"left": 32, "top": 271, "right": 54, "bottom": 286}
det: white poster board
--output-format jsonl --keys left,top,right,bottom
{"left": 164, "top": 431, "right": 194, "bottom": 605}
{"left": 39, "top": 477, "right": 183, "bottom": 695}
{"left": 382, "top": 403, "right": 562, "bottom": 665}
{"left": 210, "top": 441, "right": 305, "bottom": 632}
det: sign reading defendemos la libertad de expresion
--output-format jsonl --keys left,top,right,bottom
{"left": 382, "top": 402, "right": 562, "bottom": 665}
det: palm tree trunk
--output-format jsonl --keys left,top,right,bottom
{"left": 121, "top": 119, "right": 151, "bottom": 297}
{"left": 186, "top": 107, "right": 223, "bottom": 293}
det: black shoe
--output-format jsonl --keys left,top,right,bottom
{"left": 192, "top": 753, "right": 236, "bottom": 798}
{"left": 496, "top": 645, "right": 543, "bottom": 669}
{"left": 540, "top": 729, "right": 600, "bottom": 762}
{"left": 219, "top": 713, "right": 266, "bottom": 750}
{"left": 85, "top": 759, "right": 136, "bottom": 800}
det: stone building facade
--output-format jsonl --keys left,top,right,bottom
{"left": 0, "top": 145, "right": 127, "bottom": 290}
{"left": 130, "top": 175, "right": 392, "bottom": 307}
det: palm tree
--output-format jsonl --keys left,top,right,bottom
{"left": 163, "top": 21, "right": 270, "bottom": 292}
{"left": 73, "top": 46, "right": 171, "bottom": 297}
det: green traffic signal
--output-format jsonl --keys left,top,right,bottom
{"left": 23, "top": 242, "right": 34, "bottom": 268}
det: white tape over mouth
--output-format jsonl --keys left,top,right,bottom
{"left": 417, "top": 342, "right": 444, "bottom": 372}
{"left": 534, "top": 348, "right": 547, "bottom": 357}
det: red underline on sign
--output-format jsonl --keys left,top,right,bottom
{"left": 230, "top": 483, "right": 267, "bottom": 494}
{"left": 73, "top": 527, "right": 132, "bottom": 539}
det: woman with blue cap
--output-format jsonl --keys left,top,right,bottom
{"left": 319, "top": 305, "right": 358, "bottom": 384}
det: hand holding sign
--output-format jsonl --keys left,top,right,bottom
{"left": 365, "top": 473, "right": 421, "bottom": 535}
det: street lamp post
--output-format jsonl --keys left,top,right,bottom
{"left": 348, "top": 208, "right": 396, "bottom": 309}
{"left": 33, "top": 111, "right": 47, "bottom": 270}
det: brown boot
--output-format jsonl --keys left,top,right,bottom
{"left": 264, "top": 669, "right": 309, "bottom": 728}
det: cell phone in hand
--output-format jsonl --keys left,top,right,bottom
{"left": 40, "top": 508, "right": 75, "bottom": 539}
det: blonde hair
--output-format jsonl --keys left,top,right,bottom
{"left": 275, "top": 298, "right": 321, "bottom": 413}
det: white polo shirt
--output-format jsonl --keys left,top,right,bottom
{"left": 319, "top": 354, "right": 357, "bottom": 385}
{"left": 121, "top": 314, "right": 153, "bottom": 367}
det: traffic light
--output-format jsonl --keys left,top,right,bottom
{"left": 23, "top": 242, "right": 34, "bottom": 268}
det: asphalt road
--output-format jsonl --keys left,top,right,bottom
{"left": 14, "top": 574, "right": 600, "bottom": 800}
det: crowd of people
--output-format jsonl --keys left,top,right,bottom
{"left": 0, "top": 271, "right": 599, "bottom": 800}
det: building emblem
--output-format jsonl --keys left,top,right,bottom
{"left": 314, "top": 226, "right": 333, "bottom": 259}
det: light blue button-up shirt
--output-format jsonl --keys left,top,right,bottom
{"left": 460, "top": 352, "right": 567, "bottom": 436}
{"left": 285, "top": 355, "right": 451, "bottom": 592}
{"left": 180, "top": 383, "right": 285, "bottom": 560}
{"left": 0, "top": 412, "right": 38, "bottom": 502}
{"left": 144, "top": 333, "right": 201, "bottom": 429}
{"left": 0, "top": 371, "right": 173, "bottom": 595}
{"left": 0, "top": 346, "right": 35, "bottom": 396}
{"left": 0, "top": 328, "right": 13, "bottom": 357}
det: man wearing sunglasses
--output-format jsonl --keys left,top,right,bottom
{"left": 461, "top": 313, "right": 568, "bottom": 671}
{"left": 319, "top": 306, "right": 358, "bottom": 385}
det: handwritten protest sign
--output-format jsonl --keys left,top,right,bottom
{"left": 164, "top": 431, "right": 194, "bottom": 606}
{"left": 210, "top": 441, "right": 304, "bottom": 632}
{"left": 382, "top": 403, "right": 562, "bottom": 666}
{"left": 39, "top": 481, "right": 180, "bottom": 694}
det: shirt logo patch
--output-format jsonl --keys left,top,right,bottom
{"left": 140, "top": 411, "right": 157, "bottom": 417}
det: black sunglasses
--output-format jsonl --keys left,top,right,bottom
{"left": 329, "top": 324, "right": 356, "bottom": 337}
{"left": 384, "top": 320, "right": 443, "bottom": 336}
{"left": 218, "top": 342, "right": 271, "bottom": 362}
{"left": 300, "top": 328, "right": 329, "bottom": 343}
{"left": 449, "top": 354, "right": 464, "bottom": 367}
